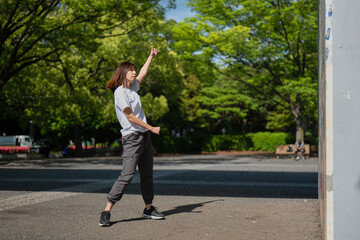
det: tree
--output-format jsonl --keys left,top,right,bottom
{"left": 198, "top": 85, "right": 258, "bottom": 132}
{"left": 142, "top": 93, "right": 169, "bottom": 124}
{"left": 172, "top": 0, "right": 318, "bottom": 140}
{"left": 0, "top": 0, "right": 172, "bottom": 92}
{"left": 180, "top": 74, "right": 206, "bottom": 128}
{"left": 1, "top": 0, "right": 178, "bottom": 152}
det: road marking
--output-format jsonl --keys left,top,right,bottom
{"left": 0, "top": 178, "right": 110, "bottom": 183}
{"left": 153, "top": 180, "right": 317, "bottom": 188}
{"left": 0, "top": 180, "right": 113, "bottom": 212}
{"left": 0, "top": 177, "right": 318, "bottom": 188}
{"left": 0, "top": 171, "right": 180, "bottom": 211}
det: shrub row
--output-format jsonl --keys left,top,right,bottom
{"left": 151, "top": 132, "right": 294, "bottom": 154}
{"left": 151, "top": 135, "right": 190, "bottom": 154}
{"left": 247, "top": 132, "right": 294, "bottom": 152}
{"left": 202, "top": 135, "right": 252, "bottom": 152}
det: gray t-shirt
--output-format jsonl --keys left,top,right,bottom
{"left": 114, "top": 80, "right": 147, "bottom": 136}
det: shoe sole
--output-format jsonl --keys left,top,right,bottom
{"left": 99, "top": 223, "right": 110, "bottom": 227}
{"left": 142, "top": 214, "right": 164, "bottom": 220}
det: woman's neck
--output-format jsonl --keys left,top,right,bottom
{"left": 122, "top": 81, "right": 131, "bottom": 89}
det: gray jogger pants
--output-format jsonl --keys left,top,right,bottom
{"left": 107, "top": 131, "right": 154, "bottom": 205}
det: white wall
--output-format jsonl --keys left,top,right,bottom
{"left": 319, "top": 0, "right": 360, "bottom": 239}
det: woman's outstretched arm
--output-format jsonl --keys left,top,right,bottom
{"left": 137, "top": 46, "right": 160, "bottom": 84}
{"left": 123, "top": 107, "right": 160, "bottom": 135}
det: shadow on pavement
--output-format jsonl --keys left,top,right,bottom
{"left": 162, "top": 199, "right": 224, "bottom": 216}
{"left": 109, "top": 217, "right": 146, "bottom": 226}
{"left": 108, "top": 200, "right": 224, "bottom": 226}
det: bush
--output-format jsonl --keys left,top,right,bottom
{"left": 202, "top": 135, "right": 253, "bottom": 152}
{"left": 247, "top": 132, "right": 293, "bottom": 151}
{"left": 304, "top": 131, "right": 317, "bottom": 145}
{"left": 151, "top": 132, "right": 293, "bottom": 153}
{"left": 151, "top": 135, "right": 190, "bottom": 154}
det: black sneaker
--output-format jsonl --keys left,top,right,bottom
{"left": 142, "top": 206, "right": 165, "bottom": 220}
{"left": 99, "top": 211, "right": 111, "bottom": 227}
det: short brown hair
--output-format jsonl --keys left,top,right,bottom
{"left": 106, "top": 62, "right": 137, "bottom": 93}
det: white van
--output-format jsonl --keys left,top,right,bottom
{"left": 0, "top": 135, "right": 32, "bottom": 147}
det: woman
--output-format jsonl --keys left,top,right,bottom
{"left": 99, "top": 46, "right": 164, "bottom": 227}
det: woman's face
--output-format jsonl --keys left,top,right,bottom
{"left": 125, "top": 68, "right": 137, "bottom": 84}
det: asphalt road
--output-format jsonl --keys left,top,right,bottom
{"left": 0, "top": 153, "right": 321, "bottom": 240}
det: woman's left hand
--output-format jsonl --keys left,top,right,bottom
{"left": 151, "top": 46, "right": 160, "bottom": 57}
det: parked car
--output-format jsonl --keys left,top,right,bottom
{"left": 30, "top": 139, "right": 51, "bottom": 156}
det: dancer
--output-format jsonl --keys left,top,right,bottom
{"left": 99, "top": 46, "right": 164, "bottom": 227}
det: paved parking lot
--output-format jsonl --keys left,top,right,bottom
{"left": 0, "top": 153, "right": 321, "bottom": 240}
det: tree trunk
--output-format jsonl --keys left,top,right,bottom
{"left": 296, "top": 117, "right": 304, "bottom": 142}
{"left": 74, "top": 125, "right": 82, "bottom": 155}
{"left": 289, "top": 96, "right": 304, "bottom": 143}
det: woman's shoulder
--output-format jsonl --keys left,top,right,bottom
{"left": 114, "top": 86, "right": 125, "bottom": 94}
{"left": 130, "top": 80, "right": 140, "bottom": 92}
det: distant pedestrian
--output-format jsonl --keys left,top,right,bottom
{"left": 99, "top": 46, "right": 164, "bottom": 227}
{"left": 294, "top": 139, "right": 305, "bottom": 160}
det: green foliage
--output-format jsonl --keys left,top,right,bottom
{"left": 180, "top": 74, "right": 207, "bottom": 128}
{"left": 199, "top": 86, "right": 257, "bottom": 124}
{"left": 0, "top": 0, "right": 166, "bottom": 91}
{"left": 200, "top": 132, "right": 293, "bottom": 152}
{"left": 1, "top": 0, "right": 319, "bottom": 151}
{"left": 247, "top": 132, "right": 294, "bottom": 151}
{"left": 202, "top": 135, "right": 253, "bottom": 152}
{"left": 0, "top": 0, "right": 182, "bottom": 150}
{"left": 172, "top": 0, "right": 318, "bottom": 137}
{"left": 266, "top": 112, "right": 295, "bottom": 131}
{"left": 152, "top": 135, "right": 190, "bottom": 153}
{"left": 142, "top": 93, "right": 169, "bottom": 124}
{"left": 180, "top": 72, "right": 260, "bottom": 133}
{"left": 304, "top": 130, "right": 317, "bottom": 145}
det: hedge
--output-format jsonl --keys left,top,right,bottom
{"left": 151, "top": 135, "right": 190, "bottom": 154}
{"left": 246, "top": 132, "right": 293, "bottom": 152}
{"left": 201, "top": 135, "right": 252, "bottom": 152}
{"left": 151, "top": 132, "right": 294, "bottom": 153}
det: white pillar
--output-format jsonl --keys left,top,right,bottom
{"left": 319, "top": 0, "right": 360, "bottom": 239}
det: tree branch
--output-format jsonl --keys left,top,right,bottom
{"left": 87, "top": 57, "right": 104, "bottom": 80}
{"left": 212, "top": 64, "right": 284, "bottom": 107}
{"left": 56, "top": 53, "right": 74, "bottom": 94}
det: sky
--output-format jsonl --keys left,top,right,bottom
{"left": 163, "top": 0, "right": 194, "bottom": 22}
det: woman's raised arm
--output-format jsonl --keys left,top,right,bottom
{"left": 136, "top": 46, "right": 160, "bottom": 84}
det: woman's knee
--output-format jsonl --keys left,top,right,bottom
{"left": 118, "top": 170, "right": 136, "bottom": 182}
